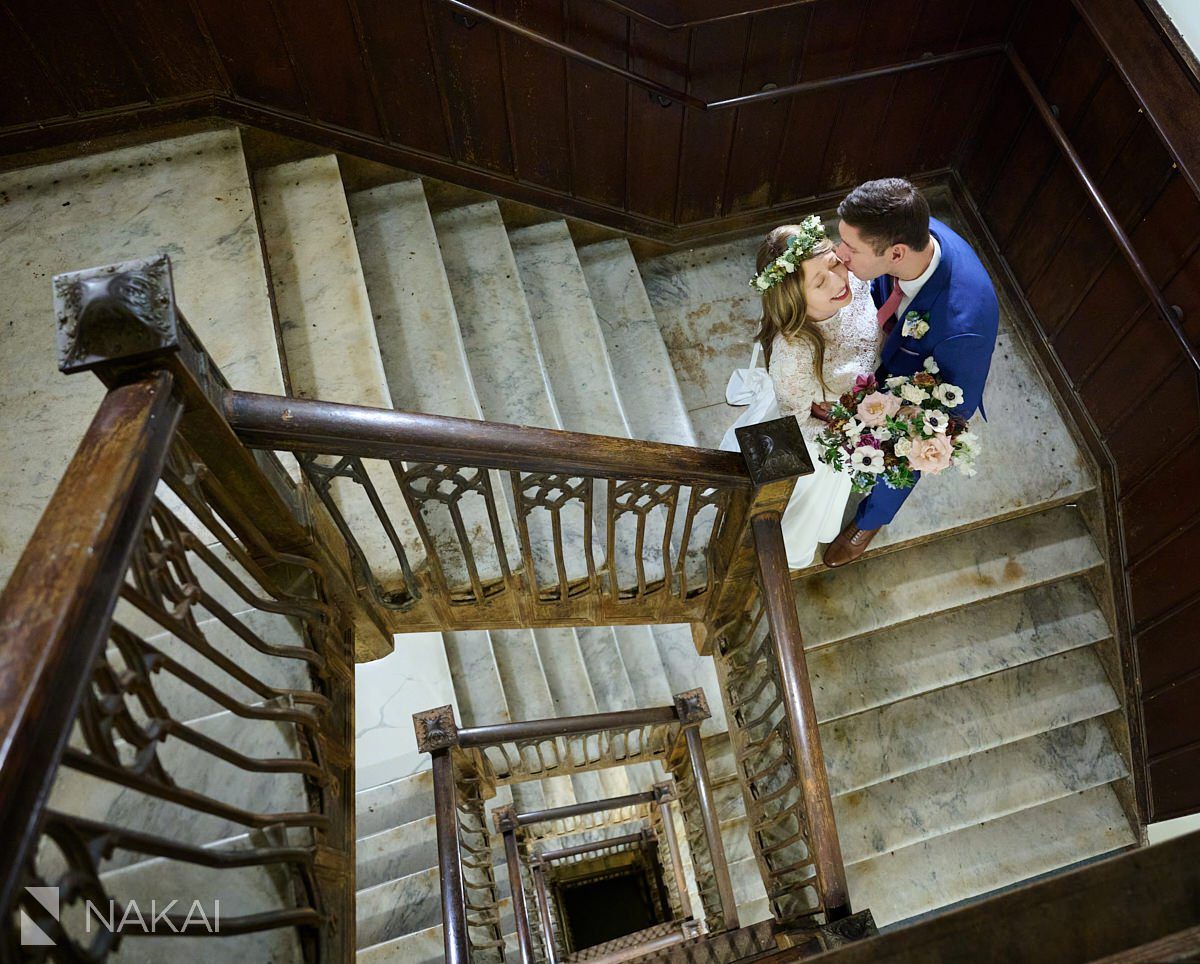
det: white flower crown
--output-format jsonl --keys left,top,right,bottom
{"left": 749, "top": 215, "right": 828, "bottom": 292}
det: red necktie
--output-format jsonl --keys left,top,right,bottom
{"left": 877, "top": 277, "right": 903, "bottom": 335}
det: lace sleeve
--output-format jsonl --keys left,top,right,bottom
{"left": 769, "top": 335, "right": 823, "bottom": 431}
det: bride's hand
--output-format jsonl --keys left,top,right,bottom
{"left": 810, "top": 401, "right": 833, "bottom": 422}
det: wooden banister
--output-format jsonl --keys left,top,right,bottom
{"left": 0, "top": 373, "right": 181, "bottom": 918}
{"left": 225, "top": 389, "right": 752, "bottom": 488}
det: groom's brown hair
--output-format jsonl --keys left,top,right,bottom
{"left": 838, "top": 178, "right": 931, "bottom": 255}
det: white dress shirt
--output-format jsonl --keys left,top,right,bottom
{"left": 897, "top": 236, "right": 942, "bottom": 319}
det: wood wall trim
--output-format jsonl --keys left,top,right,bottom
{"left": 1072, "top": 0, "right": 1200, "bottom": 198}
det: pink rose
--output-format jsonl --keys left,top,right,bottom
{"left": 856, "top": 391, "right": 902, "bottom": 427}
{"left": 905, "top": 432, "right": 955, "bottom": 474}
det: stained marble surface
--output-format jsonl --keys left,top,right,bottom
{"left": 795, "top": 505, "right": 1103, "bottom": 648}
{"left": 0, "top": 126, "right": 281, "bottom": 588}
{"left": 443, "top": 629, "right": 511, "bottom": 726}
{"left": 357, "top": 813, "right": 438, "bottom": 890}
{"left": 651, "top": 623, "right": 726, "bottom": 736}
{"left": 822, "top": 646, "right": 1119, "bottom": 796}
{"left": 847, "top": 784, "right": 1134, "bottom": 926}
{"left": 579, "top": 239, "right": 697, "bottom": 446}
{"left": 356, "top": 865, "right": 442, "bottom": 948}
{"left": 357, "top": 922, "right": 445, "bottom": 963}
{"left": 809, "top": 576, "right": 1110, "bottom": 723}
{"left": 349, "top": 179, "right": 483, "bottom": 420}
{"left": 511, "top": 221, "right": 629, "bottom": 437}
{"left": 356, "top": 769, "right": 434, "bottom": 839}
{"left": 256, "top": 155, "right": 422, "bottom": 589}
{"left": 355, "top": 632, "right": 459, "bottom": 791}
{"left": 833, "top": 717, "right": 1128, "bottom": 866}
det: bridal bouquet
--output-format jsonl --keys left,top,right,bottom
{"left": 815, "top": 359, "right": 981, "bottom": 494}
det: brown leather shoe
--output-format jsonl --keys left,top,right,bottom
{"left": 823, "top": 523, "right": 880, "bottom": 568}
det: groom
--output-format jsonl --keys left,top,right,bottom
{"left": 823, "top": 178, "right": 999, "bottom": 567}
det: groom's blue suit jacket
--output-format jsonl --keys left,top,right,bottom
{"left": 873, "top": 218, "right": 999, "bottom": 420}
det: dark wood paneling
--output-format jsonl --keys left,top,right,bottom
{"left": 723, "top": 5, "right": 809, "bottom": 214}
{"left": 192, "top": 0, "right": 306, "bottom": 112}
{"left": 1149, "top": 744, "right": 1200, "bottom": 820}
{"left": 1136, "top": 598, "right": 1200, "bottom": 695}
{"left": 355, "top": 0, "right": 451, "bottom": 156}
{"left": 1143, "top": 671, "right": 1200, "bottom": 759}
{"left": 0, "top": 7, "right": 72, "bottom": 127}
{"left": 102, "top": 0, "right": 225, "bottom": 99}
{"left": 425, "top": 0, "right": 515, "bottom": 173}
{"left": 625, "top": 19, "right": 689, "bottom": 223}
{"left": 3, "top": 0, "right": 148, "bottom": 111}
{"left": 270, "top": 0, "right": 382, "bottom": 135}
{"left": 771, "top": 0, "right": 867, "bottom": 205}
{"left": 496, "top": 0, "right": 572, "bottom": 192}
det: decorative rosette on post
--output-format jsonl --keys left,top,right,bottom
{"left": 814, "top": 357, "right": 981, "bottom": 494}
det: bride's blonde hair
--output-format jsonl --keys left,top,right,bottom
{"left": 755, "top": 224, "right": 833, "bottom": 395}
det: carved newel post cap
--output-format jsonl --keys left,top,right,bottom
{"left": 493, "top": 805, "right": 519, "bottom": 833}
{"left": 413, "top": 705, "right": 459, "bottom": 753}
{"left": 672, "top": 688, "right": 711, "bottom": 726}
{"left": 54, "top": 254, "right": 180, "bottom": 375}
{"left": 735, "top": 415, "right": 814, "bottom": 485}
{"left": 652, "top": 781, "right": 676, "bottom": 805}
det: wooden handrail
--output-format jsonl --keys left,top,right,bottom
{"left": 538, "top": 829, "right": 651, "bottom": 862}
{"left": 458, "top": 705, "right": 681, "bottom": 747}
{"left": 0, "top": 373, "right": 181, "bottom": 917}
{"left": 515, "top": 790, "right": 658, "bottom": 827}
{"left": 225, "top": 389, "right": 752, "bottom": 488}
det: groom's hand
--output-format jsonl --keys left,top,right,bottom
{"left": 811, "top": 401, "right": 833, "bottom": 422}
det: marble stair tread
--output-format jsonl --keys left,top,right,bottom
{"left": 444, "top": 630, "right": 511, "bottom": 726}
{"left": 577, "top": 239, "right": 696, "bottom": 446}
{"left": 795, "top": 505, "right": 1103, "bottom": 650}
{"left": 651, "top": 623, "right": 727, "bottom": 736}
{"left": 488, "top": 628, "right": 557, "bottom": 721}
{"left": 357, "top": 814, "right": 437, "bottom": 891}
{"left": 348, "top": 179, "right": 483, "bottom": 420}
{"left": 434, "top": 201, "right": 560, "bottom": 430}
{"left": 256, "top": 155, "right": 421, "bottom": 587}
{"left": 834, "top": 716, "right": 1129, "bottom": 865}
{"left": 0, "top": 126, "right": 283, "bottom": 589}
{"left": 510, "top": 221, "right": 630, "bottom": 437}
{"left": 809, "top": 577, "right": 1111, "bottom": 723}
{"left": 824, "top": 646, "right": 1120, "bottom": 796}
{"left": 612, "top": 626, "right": 677, "bottom": 710}
{"left": 356, "top": 902, "right": 514, "bottom": 964}
{"left": 847, "top": 784, "right": 1134, "bottom": 927}
{"left": 357, "top": 859, "right": 511, "bottom": 949}
{"left": 357, "top": 770, "right": 434, "bottom": 838}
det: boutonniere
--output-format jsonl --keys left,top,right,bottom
{"left": 901, "top": 310, "right": 931, "bottom": 340}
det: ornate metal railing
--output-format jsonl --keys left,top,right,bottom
{"left": 0, "top": 257, "right": 363, "bottom": 960}
{"left": 225, "top": 391, "right": 751, "bottom": 631}
{"left": 415, "top": 694, "right": 737, "bottom": 963}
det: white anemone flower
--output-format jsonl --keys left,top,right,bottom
{"left": 885, "top": 375, "right": 908, "bottom": 390}
{"left": 933, "top": 383, "right": 965, "bottom": 407}
{"left": 850, "top": 446, "right": 886, "bottom": 475}
{"left": 900, "top": 382, "right": 929, "bottom": 405}
{"left": 923, "top": 411, "right": 950, "bottom": 434}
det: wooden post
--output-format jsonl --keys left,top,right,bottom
{"left": 414, "top": 706, "right": 470, "bottom": 964}
{"left": 495, "top": 807, "right": 536, "bottom": 963}
{"left": 751, "top": 512, "right": 850, "bottom": 919}
{"left": 531, "top": 859, "right": 558, "bottom": 964}
{"left": 654, "top": 782, "right": 693, "bottom": 921}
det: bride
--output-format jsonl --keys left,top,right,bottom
{"left": 726, "top": 216, "right": 880, "bottom": 568}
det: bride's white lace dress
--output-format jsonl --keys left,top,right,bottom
{"left": 770, "top": 274, "right": 881, "bottom": 567}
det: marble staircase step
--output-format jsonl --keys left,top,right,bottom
{"left": 651, "top": 623, "right": 726, "bottom": 736}
{"left": 847, "top": 783, "right": 1134, "bottom": 927}
{"left": 357, "top": 814, "right": 438, "bottom": 891}
{"left": 794, "top": 505, "right": 1103, "bottom": 650}
{"left": 510, "top": 221, "right": 629, "bottom": 437}
{"left": 612, "top": 626, "right": 676, "bottom": 711}
{"left": 357, "top": 770, "right": 434, "bottom": 839}
{"left": 434, "top": 201, "right": 559, "bottom": 430}
{"left": 256, "top": 154, "right": 420, "bottom": 589}
{"left": 834, "top": 716, "right": 1129, "bottom": 866}
{"left": 0, "top": 126, "right": 283, "bottom": 589}
{"left": 809, "top": 576, "right": 1111, "bottom": 723}
{"left": 824, "top": 646, "right": 1120, "bottom": 796}
{"left": 356, "top": 900, "right": 514, "bottom": 963}
{"left": 348, "top": 179, "right": 482, "bottom": 421}
{"left": 577, "top": 239, "right": 696, "bottom": 447}
{"left": 444, "top": 629, "right": 511, "bottom": 726}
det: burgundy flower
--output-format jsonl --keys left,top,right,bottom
{"left": 860, "top": 434, "right": 882, "bottom": 449}
{"left": 854, "top": 373, "right": 878, "bottom": 394}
